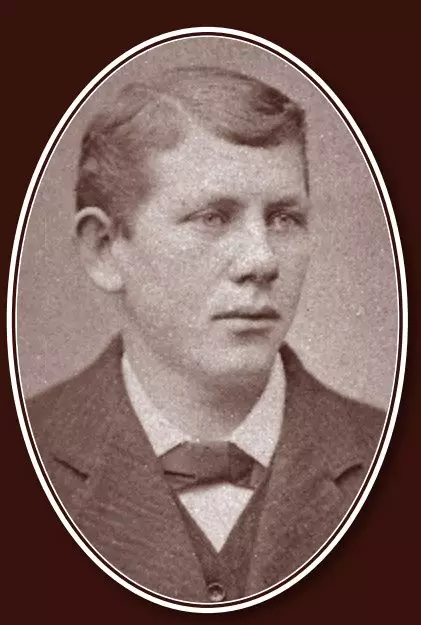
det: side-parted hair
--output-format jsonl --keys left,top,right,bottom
{"left": 76, "top": 66, "right": 308, "bottom": 234}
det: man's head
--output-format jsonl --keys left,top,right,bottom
{"left": 75, "top": 67, "right": 312, "bottom": 387}
{"left": 75, "top": 67, "right": 309, "bottom": 235}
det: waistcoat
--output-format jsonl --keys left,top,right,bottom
{"left": 174, "top": 473, "right": 271, "bottom": 602}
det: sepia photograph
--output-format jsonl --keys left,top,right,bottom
{"left": 9, "top": 29, "right": 406, "bottom": 612}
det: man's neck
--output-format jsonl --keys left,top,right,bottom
{"left": 122, "top": 333, "right": 273, "bottom": 441}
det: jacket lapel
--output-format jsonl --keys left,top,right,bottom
{"left": 246, "top": 345, "right": 364, "bottom": 595}
{"left": 48, "top": 338, "right": 208, "bottom": 601}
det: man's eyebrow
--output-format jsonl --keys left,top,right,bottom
{"left": 204, "top": 195, "right": 306, "bottom": 208}
{"left": 177, "top": 197, "right": 241, "bottom": 221}
{"left": 204, "top": 197, "right": 242, "bottom": 210}
{"left": 194, "top": 195, "right": 309, "bottom": 213}
{"left": 266, "top": 195, "right": 308, "bottom": 209}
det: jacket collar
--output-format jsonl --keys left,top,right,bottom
{"left": 49, "top": 336, "right": 362, "bottom": 480}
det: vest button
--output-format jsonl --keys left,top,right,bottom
{"left": 207, "top": 582, "right": 226, "bottom": 602}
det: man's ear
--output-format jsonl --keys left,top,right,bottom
{"left": 74, "top": 207, "right": 124, "bottom": 293}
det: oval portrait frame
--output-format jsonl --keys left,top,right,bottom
{"left": 7, "top": 27, "right": 407, "bottom": 613}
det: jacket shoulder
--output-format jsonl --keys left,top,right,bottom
{"left": 25, "top": 364, "right": 94, "bottom": 454}
{"left": 314, "top": 375, "right": 384, "bottom": 451}
{"left": 281, "top": 344, "right": 386, "bottom": 464}
{"left": 25, "top": 337, "right": 124, "bottom": 448}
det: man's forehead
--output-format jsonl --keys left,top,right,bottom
{"left": 150, "top": 123, "right": 307, "bottom": 198}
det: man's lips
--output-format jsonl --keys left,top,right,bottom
{"left": 212, "top": 306, "right": 280, "bottom": 320}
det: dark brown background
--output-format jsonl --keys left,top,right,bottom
{"left": 3, "top": 5, "right": 419, "bottom": 623}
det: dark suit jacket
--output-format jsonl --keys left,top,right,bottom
{"left": 27, "top": 337, "right": 384, "bottom": 602}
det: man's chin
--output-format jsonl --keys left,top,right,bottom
{"left": 196, "top": 342, "right": 279, "bottom": 386}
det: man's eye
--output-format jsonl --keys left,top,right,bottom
{"left": 196, "top": 211, "right": 228, "bottom": 226}
{"left": 268, "top": 211, "right": 303, "bottom": 231}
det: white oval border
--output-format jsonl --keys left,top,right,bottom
{"left": 7, "top": 27, "right": 407, "bottom": 613}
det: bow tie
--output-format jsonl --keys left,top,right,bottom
{"left": 160, "top": 441, "right": 265, "bottom": 491}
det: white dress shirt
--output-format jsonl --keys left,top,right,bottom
{"left": 122, "top": 354, "right": 285, "bottom": 551}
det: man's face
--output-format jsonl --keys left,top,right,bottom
{"left": 113, "top": 124, "right": 311, "bottom": 385}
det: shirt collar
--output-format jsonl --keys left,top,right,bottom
{"left": 121, "top": 353, "right": 285, "bottom": 468}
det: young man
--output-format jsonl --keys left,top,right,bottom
{"left": 28, "top": 67, "right": 384, "bottom": 602}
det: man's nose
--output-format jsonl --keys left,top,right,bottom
{"left": 227, "top": 222, "right": 279, "bottom": 285}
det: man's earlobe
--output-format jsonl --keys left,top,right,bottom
{"left": 74, "top": 207, "right": 124, "bottom": 293}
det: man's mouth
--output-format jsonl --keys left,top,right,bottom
{"left": 213, "top": 306, "right": 280, "bottom": 321}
